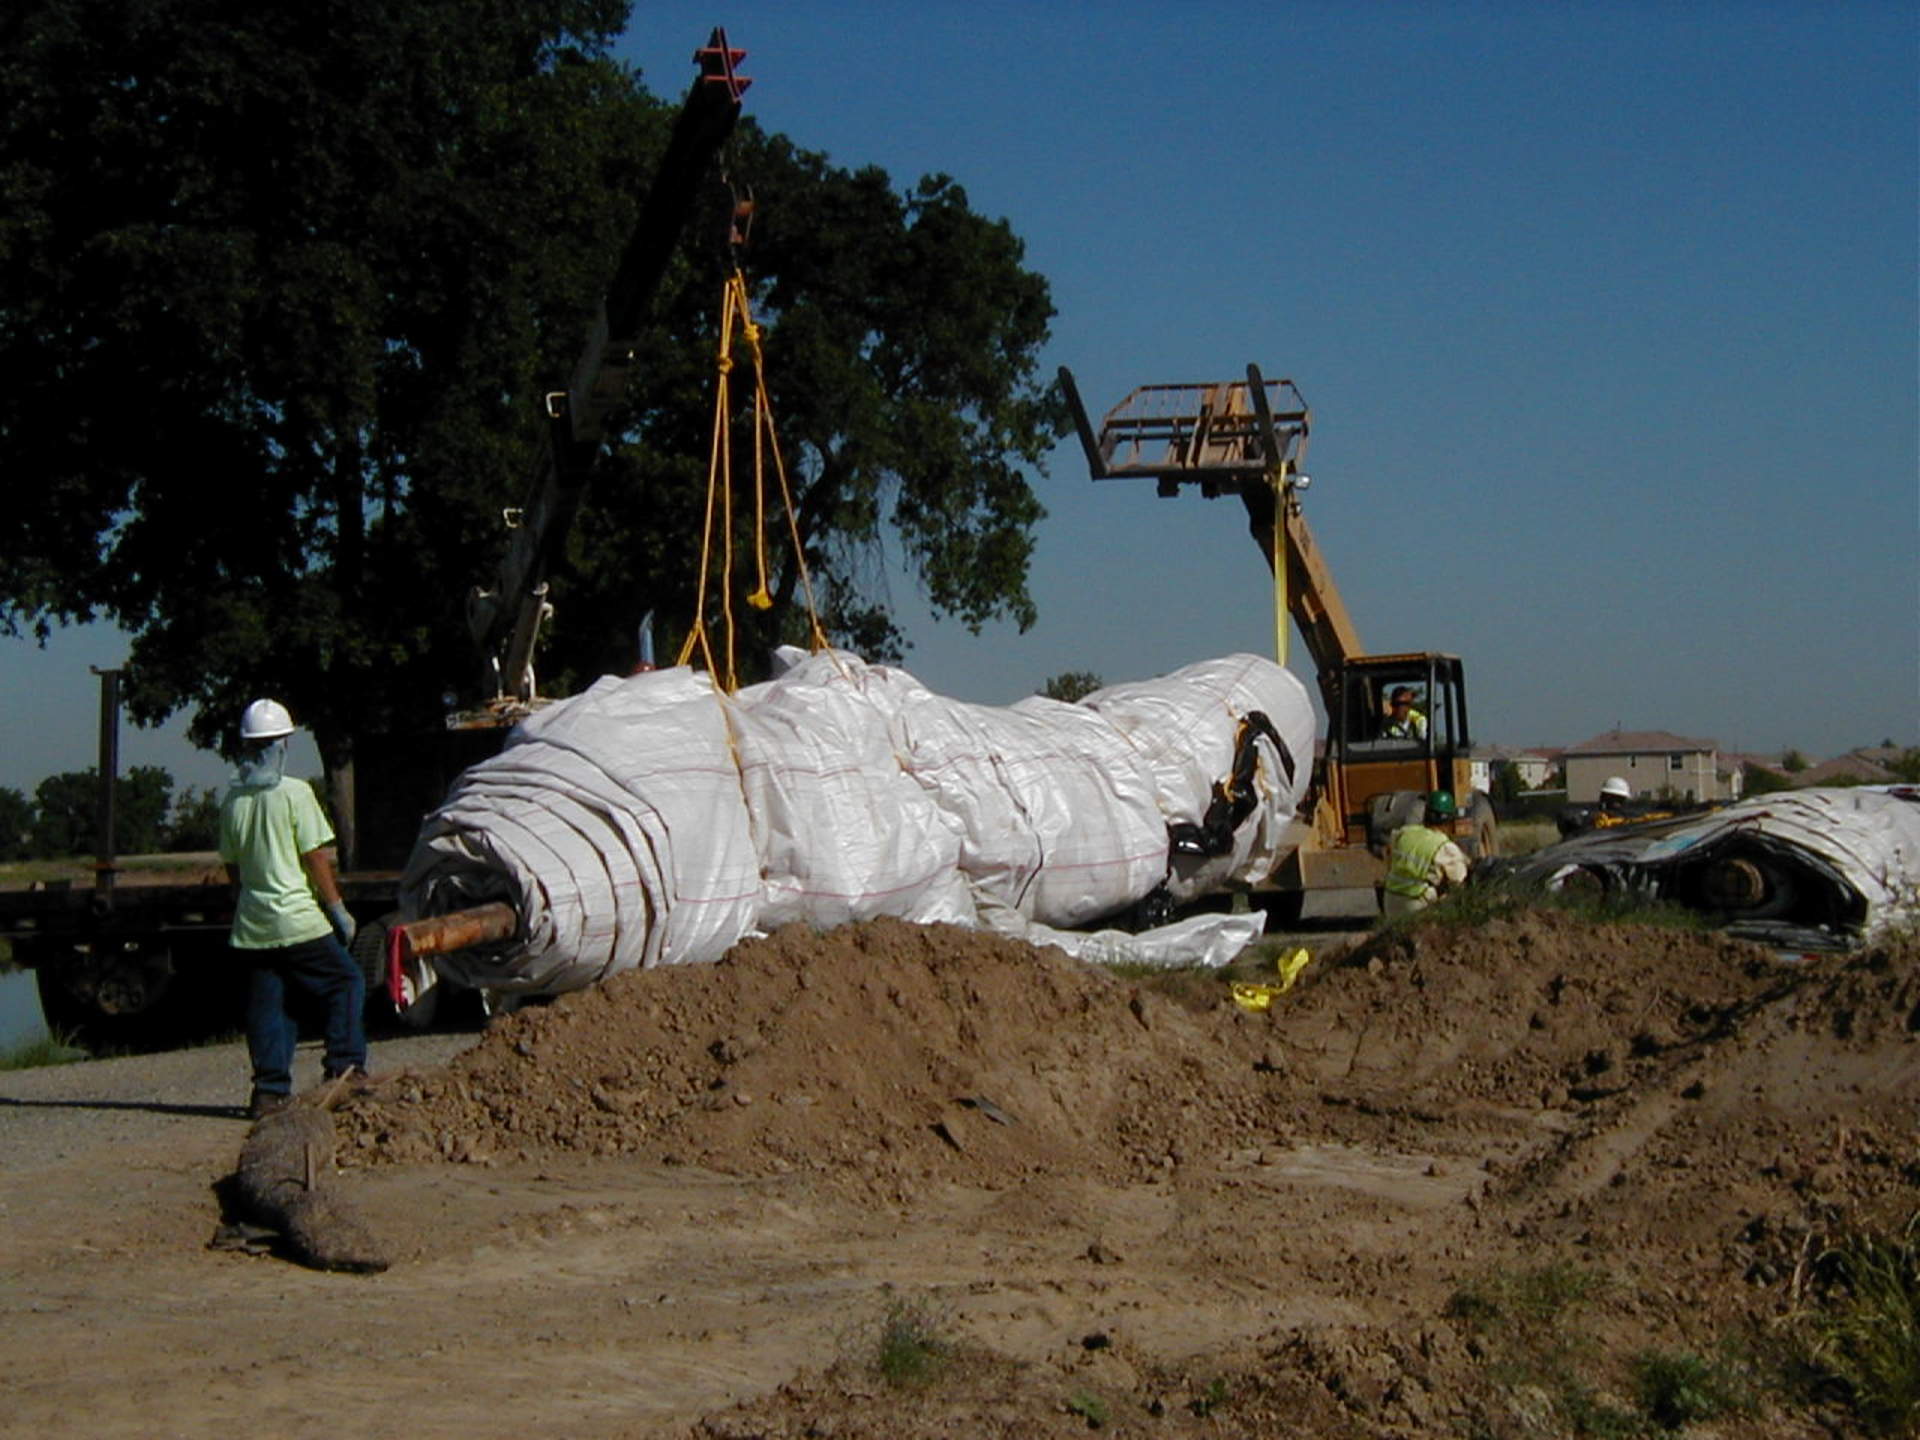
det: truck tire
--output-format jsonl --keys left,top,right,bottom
{"left": 1367, "top": 790, "right": 1426, "bottom": 854}
{"left": 1464, "top": 791, "right": 1500, "bottom": 861}
{"left": 30, "top": 937, "right": 236, "bottom": 1054}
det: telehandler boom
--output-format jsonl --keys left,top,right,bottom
{"left": 1059, "top": 364, "right": 1496, "bottom": 919}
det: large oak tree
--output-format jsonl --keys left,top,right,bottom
{"left": 3, "top": 2, "right": 1061, "bottom": 815}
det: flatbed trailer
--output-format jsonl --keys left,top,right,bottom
{"left": 1, "top": 865, "right": 405, "bottom": 1050}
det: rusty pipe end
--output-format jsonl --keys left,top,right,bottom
{"left": 392, "top": 902, "right": 520, "bottom": 960}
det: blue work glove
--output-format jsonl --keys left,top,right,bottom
{"left": 325, "top": 900, "right": 358, "bottom": 948}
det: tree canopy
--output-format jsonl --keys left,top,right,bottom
{"left": 3, "top": 1, "right": 1061, "bottom": 796}
{"left": 28, "top": 765, "right": 172, "bottom": 857}
{"left": 1040, "top": 671, "right": 1104, "bottom": 704}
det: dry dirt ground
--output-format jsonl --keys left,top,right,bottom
{"left": 2, "top": 911, "right": 1916, "bottom": 1438}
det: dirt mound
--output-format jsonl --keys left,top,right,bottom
{"left": 671, "top": 1327, "right": 1430, "bottom": 1440}
{"left": 339, "top": 915, "right": 1918, "bottom": 1214}
{"left": 337, "top": 917, "right": 1283, "bottom": 1193}
{"left": 321, "top": 911, "right": 1918, "bottom": 1438}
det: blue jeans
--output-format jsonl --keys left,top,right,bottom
{"left": 242, "top": 934, "right": 367, "bottom": 1095}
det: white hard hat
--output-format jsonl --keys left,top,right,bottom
{"left": 239, "top": 698, "right": 295, "bottom": 741}
{"left": 1600, "top": 776, "right": 1631, "bottom": 800}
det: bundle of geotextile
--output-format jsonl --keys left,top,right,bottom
{"left": 399, "top": 650, "right": 1313, "bottom": 996}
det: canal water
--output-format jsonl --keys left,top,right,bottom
{"left": 0, "top": 967, "right": 48, "bottom": 1049}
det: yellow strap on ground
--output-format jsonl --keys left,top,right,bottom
{"left": 1229, "top": 947, "right": 1312, "bottom": 1013}
{"left": 1275, "top": 946, "right": 1311, "bottom": 989}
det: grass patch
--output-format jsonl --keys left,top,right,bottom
{"left": 1787, "top": 1210, "right": 1920, "bottom": 1434}
{"left": 868, "top": 1295, "right": 954, "bottom": 1389}
{"left": 1445, "top": 1261, "right": 1640, "bottom": 1437}
{"left": 0, "top": 1028, "right": 89, "bottom": 1071}
{"left": 1412, "top": 874, "right": 1711, "bottom": 934}
{"left": 1064, "top": 1389, "right": 1110, "bottom": 1427}
{"left": 0, "top": 859, "right": 97, "bottom": 889}
{"left": 1630, "top": 1346, "right": 1754, "bottom": 1430}
{"left": 1098, "top": 959, "right": 1178, "bottom": 983}
{"left": 1188, "top": 1376, "right": 1230, "bottom": 1416}
{"left": 1448, "top": 1258, "right": 1609, "bottom": 1333}
{"left": 1496, "top": 819, "right": 1562, "bottom": 857}
{"left": 0, "top": 853, "right": 223, "bottom": 889}
{"left": 1450, "top": 1261, "right": 1826, "bottom": 1434}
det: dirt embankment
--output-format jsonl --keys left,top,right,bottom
{"left": 6, "top": 911, "right": 1916, "bottom": 1438}
{"left": 320, "top": 913, "right": 1918, "bottom": 1437}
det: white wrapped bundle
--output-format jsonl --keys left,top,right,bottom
{"left": 401, "top": 650, "right": 1316, "bottom": 994}
{"left": 1082, "top": 654, "right": 1315, "bottom": 902}
{"left": 727, "top": 654, "right": 974, "bottom": 932}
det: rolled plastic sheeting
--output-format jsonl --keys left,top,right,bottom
{"left": 401, "top": 650, "right": 1315, "bottom": 994}
{"left": 1518, "top": 785, "right": 1920, "bottom": 949}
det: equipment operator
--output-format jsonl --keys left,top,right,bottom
{"left": 1382, "top": 687, "right": 1428, "bottom": 741}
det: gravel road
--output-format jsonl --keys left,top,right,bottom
{"left": 0, "top": 1028, "right": 477, "bottom": 1171}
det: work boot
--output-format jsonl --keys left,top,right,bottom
{"left": 248, "top": 1089, "right": 293, "bottom": 1121}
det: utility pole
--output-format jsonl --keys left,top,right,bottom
{"left": 91, "top": 666, "right": 121, "bottom": 899}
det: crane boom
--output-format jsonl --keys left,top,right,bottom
{"left": 467, "top": 28, "right": 751, "bottom": 711}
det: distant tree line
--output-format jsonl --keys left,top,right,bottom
{"left": 0, "top": 768, "right": 222, "bottom": 862}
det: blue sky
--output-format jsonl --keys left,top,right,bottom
{"left": 2, "top": 0, "right": 1914, "bottom": 798}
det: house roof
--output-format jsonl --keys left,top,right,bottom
{"left": 1852, "top": 745, "right": 1911, "bottom": 766}
{"left": 1566, "top": 729, "right": 1718, "bottom": 756}
{"left": 1794, "top": 753, "right": 1897, "bottom": 786}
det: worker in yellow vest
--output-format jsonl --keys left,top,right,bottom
{"left": 1382, "top": 791, "right": 1471, "bottom": 919}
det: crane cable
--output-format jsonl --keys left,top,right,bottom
{"left": 676, "top": 268, "right": 832, "bottom": 692}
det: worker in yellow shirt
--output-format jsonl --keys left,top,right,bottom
{"left": 218, "top": 699, "right": 366, "bottom": 1120}
{"left": 1382, "top": 686, "right": 1428, "bottom": 741}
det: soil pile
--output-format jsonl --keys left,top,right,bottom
{"left": 320, "top": 911, "right": 1919, "bottom": 1438}
{"left": 336, "top": 917, "right": 1286, "bottom": 1193}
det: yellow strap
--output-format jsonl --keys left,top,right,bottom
{"left": 1272, "top": 467, "right": 1288, "bottom": 665}
{"left": 1229, "top": 947, "right": 1312, "bottom": 1012}
{"left": 678, "top": 271, "right": 838, "bottom": 690}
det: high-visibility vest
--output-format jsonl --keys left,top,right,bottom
{"left": 1385, "top": 823, "right": 1449, "bottom": 899}
{"left": 1383, "top": 708, "right": 1426, "bottom": 740}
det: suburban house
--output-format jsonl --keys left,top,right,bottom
{"left": 1469, "top": 745, "right": 1558, "bottom": 795}
{"left": 1563, "top": 729, "right": 1736, "bottom": 804}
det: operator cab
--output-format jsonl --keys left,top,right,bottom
{"left": 1335, "top": 656, "right": 1467, "bottom": 759}
{"left": 1327, "top": 653, "right": 1473, "bottom": 846}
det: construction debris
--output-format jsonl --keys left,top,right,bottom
{"left": 213, "top": 1101, "right": 390, "bottom": 1273}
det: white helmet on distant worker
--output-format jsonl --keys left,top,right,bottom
{"left": 239, "top": 698, "right": 295, "bottom": 741}
{"left": 1600, "top": 776, "right": 1632, "bottom": 801}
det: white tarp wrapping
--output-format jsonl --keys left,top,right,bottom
{"left": 401, "top": 651, "right": 1314, "bottom": 994}
{"left": 1526, "top": 784, "right": 1920, "bottom": 947}
{"left": 1633, "top": 786, "right": 1920, "bottom": 935}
